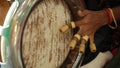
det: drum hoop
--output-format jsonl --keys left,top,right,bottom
{"left": 0, "top": 0, "right": 41, "bottom": 68}
{"left": 1, "top": 0, "right": 19, "bottom": 64}
{"left": 12, "top": 0, "right": 40, "bottom": 67}
{"left": 18, "top": 0, "right": 41, "bottom": 67}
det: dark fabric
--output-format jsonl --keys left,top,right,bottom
{"left": 84, "top": 0, "right": 120, "bottom": 9}
{"left": 107, "top": 0, "right": 120, "bottom": 7}
{"left": 84, "top": 0, "right": 102, "bottom": 10}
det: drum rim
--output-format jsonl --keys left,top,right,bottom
{"left": 11, "top": 0, "right": 39, "bottom": 67}
{"left": 0, "top": 0, "right": 39, "bottom": 68}
{"left": 0, "top": 0, "right": 19, "bottom": 64}
{"left": 19, "top": 0, "right": 41, "bottom": 67}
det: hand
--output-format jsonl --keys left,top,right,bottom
{"left": 76, "top": 10, "right": 108, "bottom": 35}
{"left": 60, "top": 9, "right": 109, "bottom": 53}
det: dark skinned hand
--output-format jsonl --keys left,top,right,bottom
{"left": 60, "top": 9, "right": 109, "bottom": 53}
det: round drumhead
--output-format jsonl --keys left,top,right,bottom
{"left": 21, "top": 0, "right": 72, "bottom": 68}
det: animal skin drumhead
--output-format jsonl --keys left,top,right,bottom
{"left": 21, "top": 0, "right": 73, "bottom": 68}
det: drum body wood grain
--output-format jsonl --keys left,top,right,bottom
{"left": 22, "top": 0, "right": 72, "bottom": 68}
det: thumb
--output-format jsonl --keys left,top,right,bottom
{"left": 77, "top": 10, "right": 90, "bottom": 17}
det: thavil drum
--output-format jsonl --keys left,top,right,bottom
{"left": 0, "top": 0, "right": 73, "bottom": 68}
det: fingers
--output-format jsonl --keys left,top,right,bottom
{"left": 60, "top": 10, "right": 90, "bottom": 33}
{"left": 59, "top": 20, "right": 85, "bottom": 33}
{"left": 77, "top": 10, "right": 85, "bottom": 17}
{"left": 60, "top": 9, "right": 92, "bottom": 33}
{"left": 75, "top": 20, "right": 85, "bottom": 26}
{"left": 60, "top": 21, "right": 76, "bottom": 32}
{"left": 79, "top": 35, "right": 89, "bottom": 54}
{"left": 89, "top": 35, "right": 97, "bottom": 52}
{"left": 77, "top": 10, "right": 90, "bottom": 17}
{"left": 68, "top": 32, "right": 97, "bottom": 53}
{"left": 69, "top": 33, "right": 81, "bottom": 50}
{"left": 69, "top": 29, "right": 84, "bottom": 50}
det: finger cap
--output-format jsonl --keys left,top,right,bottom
{"left": 79, "top": 44, "right": 85, "bottom": 54}
{"left": 74, "top": 34, "right": 81, "bottom": 40}
{"left": 82, "top": 35, "right": 89, "bottom": 42}
{"left": 69, "top": 39, "right": 77, "bottom": 50}
{"left": 71, "top": 21, "right": 76, "bottom": 28}
{"left": 60, "top": 25, "right": 69, "bottom": 32}
{"left": 90, "top": 43, "right": 97, "bottom": 52}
